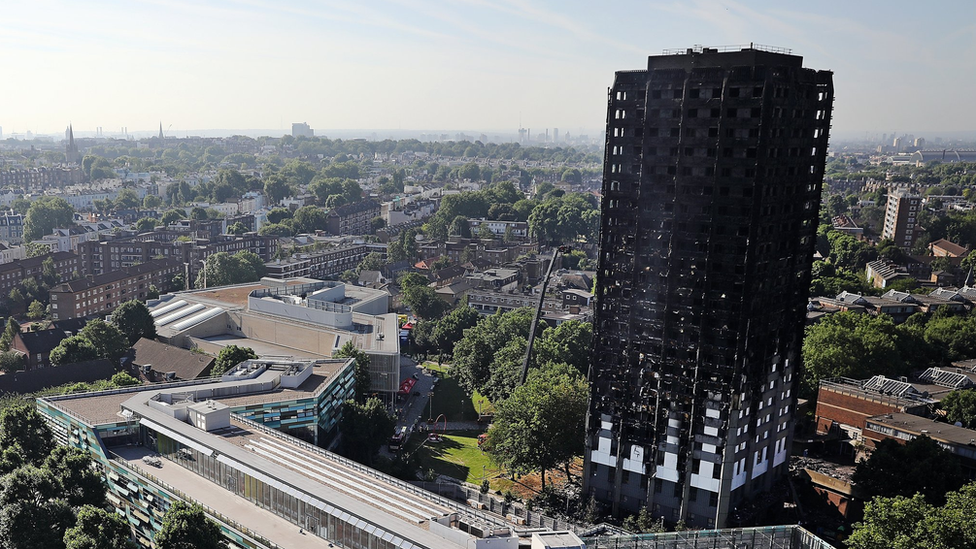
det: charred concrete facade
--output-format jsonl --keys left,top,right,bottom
{"left": 585, "top": 47, "right": 833, "bottom": 528}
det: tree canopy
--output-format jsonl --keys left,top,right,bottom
{"left": 853, "top": 435, "right": 964, "bottom": 506}
{"left": 338, "top": 397, "right": 394, "bottom": 465}
{"left": 212, "top": 345, "right": 258, "bottom": 377}
{"left": 333, "top": 341, "right": 372, "bottom": 402}
{"left": 801, "top": 312, "right": 909, "bottom": 398}
{"left": 63, "top": 505, "right": 137, "bottom": 549}
{"left": 155, "top": 502, "right": 227, "bottom": 549}
{"left": 195, "top": 251, "right": 266, "bottom": 288}
{"left": 110, "top": 299, "right": 157, "bottom": 345}
{"left": 941, "top": 389, "right": 976, "bottom": 429}
{"left": 484, "top": 364, "right": 588, "bottom": 489}
{"left": 23, "top": 196, "right": 75, "bottom": 242}
{"left": 847, "top": 483, "right": 976, "bottom": 549}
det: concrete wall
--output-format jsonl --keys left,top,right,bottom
{"left": 249, "top": 297, "right": 353, "bottom": 329}
{"left": 240, "top": 315, "right": 339, "bottom": 356}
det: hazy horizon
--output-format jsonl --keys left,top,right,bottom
{"left": 4, "top": 0, "right": 974, "bottom": 138}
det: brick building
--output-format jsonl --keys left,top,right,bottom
{"left": 49, "top": 259, "right": 183, "bottom": 320}
{"left": 79, "top": 232, "right": 276, "bottom": 279}
{"left": 326, "top": 200, "right": 380, "bottom": 235}
{"left": 0, "top": 251, "right": 81, "bottom": 299}
{"left": 263, "top": 244, "right": 386, "bottom": 280}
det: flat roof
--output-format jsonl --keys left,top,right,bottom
{"left": 866, "top": 412, "right": 976, "bottom": 446}
{"left": 52, "top": 361, "right": 349, "bottom": 425}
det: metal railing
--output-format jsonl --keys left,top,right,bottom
{"left": 233, "top": 415, "right": 510, "bottom": 529}
{"left": 111, "top": 456, "right": 283, "bottom": 549}
{"left": 584, "top": 525, "right": 832, "bottom": 549}
{"left": 662, "top": 43, "right": 793, "bottom": 56}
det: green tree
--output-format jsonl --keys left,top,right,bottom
{"left": 0, "top": 465, "right": 75, "bottom": 549}
{"left": 263, "top": 175, "right": 291, "bottom": 205}
{"left": 485, "top": 364, "right": 588, "bottom": 488}
{"left": 43, "top": 446, "right": 106, "bottom": 508}
{"left": 0, "top": 318, "right": 21, "bottom": 351}
{"left": 333, "top": 341, "right": 372, "bottom": 402}
{"left": 226, "top": 222, "right": 248, "bottom": 235}
{"left": 64, "top": 505, "right": 137, "bottom": 549}
{"left": 110, "top": 372, "right": 140, "bottom": 387}
{"left": 923, "top": 315, "right": 976, "bottom": 365}
{"left": 134, "top": 217, "right": 158, "bottom": 233}
{"left": 451, "top": 308, "right": 534, "bottom": 395}
{"left": 429, "top": 305, "right": 481, "bottom": 356}
{"left": 535, "top": 320, "right": 593, "bottom": 376}
{"left": 114, "top": 188, "right": 140, "bottom": 210}
{"left": 26, "top": 300, "right": 45, "bottom": 321}
{"left": 338, "top": 398, "right": 394, "bottom": 465}
{"left": 195, "top": 251, "right": 265, "bottom": 288}
{"left": 853, "top": 435, "right": 964, "bottom": 506}
{"left": 212, "top": 345, "right": 257, "bottom": 376}
{"left": 49, "top": 336, "right": 99, "bottom": 366}
{"left": 846, "top": 492, "right": 932, "bottom": 549}
{"left": 401, "top": 284, "right": 448, "bottom": 319}
{"left": 266, "top": 207, "right": 293, "bottom": 224}
{"left": 449, "top": 215, "right": 471, "bottom": 238}
{"left": 154, "top": 502, "right": 227, "bottom": 549}
{"left": 801, "top": 312, "right": 906, "bottom": 398}
{"left": 370, "top": 216, "right": 386, "bottom": 232}
{"left": 77, "top": 320, "right": 130, "bottom": 362}
{"left": 23, "top": 196, "right": 74, "bottom": 242}
{"left": 398, "top": 272, "right": 429, "bottom": 290}
{"left": 356, "top": 252, "right": 384, "bottom": 274}
{"left": 110, "top": 299, "right": 158, "bottom": 345}
{"left": 190, "top": 207, "right": 209, "bottom": 220}
{"left": 941, "top": 389, "right": 976, "bottom": 429}
{"left": 161, "top": 209, "right": 185, "bottom": 225}
{"left": 258, "top": 222, "right": 293, "bottom": 237}
{"left": 143, "top": 194, "right": 163, "bottom": 210}
{"left": 0, "top": 352, "right": 26, "bottom": 374}
{"left": 0, "top": 402, "right": 55, "bottom": 467}
{"left": 291, "top": 205, "right": 328, "bottom": 233}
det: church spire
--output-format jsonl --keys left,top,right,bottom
{"left": 158, "top": 122, "right": 164, "bottom": 140}
{"left": 65, "top": 124, "right": 79, "bottom": 164}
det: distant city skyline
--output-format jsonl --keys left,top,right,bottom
{"left": 3, "top": 0, "right": 974, "bottom": 137}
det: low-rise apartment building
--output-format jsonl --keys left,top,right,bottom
{"left": 0, "top": 251, "right": 81, "bottom": 298}
{"left": 326, "top": 199, "right": 380, "bottom": 235}
{"left": 49, "top": 258, "right": 182, "bottom": 320}
{"left": 79, "top": 232, "right": 276, "bottom": 278}
{"left": 264, "top": 243, "right": 386, "bottom": 280}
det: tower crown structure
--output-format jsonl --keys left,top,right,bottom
{"left": 584, "top": 45, "right": 833, "bottom": 528}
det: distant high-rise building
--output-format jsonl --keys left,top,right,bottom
{"left": 292, "top": 122, "right": 314, "bottom": 138}
{"left": 914, "top": 137, "right": 925, "bottom": 148}
{"left": 585, "top": 46, "right": 833, "bottom": 528}
{"left": 882, "top": 189, "right": 922, "bottom": 249}
{"left": 553, "top": 128, "right": 559, "bottom": 143}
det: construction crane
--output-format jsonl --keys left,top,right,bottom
{"left": 519, "top": 245, "right": 572, "bottom": 385}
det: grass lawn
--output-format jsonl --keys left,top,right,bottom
{"left": 407, "top": 430, "right": 506, "bottom": 487}
{"left": 421, "top": 361, "right": 479, "bottom": 422}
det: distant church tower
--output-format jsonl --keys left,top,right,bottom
{"left": 65, "top": 124, "right": 80, "bottom": 164}
{"left": 158, "top": 122, "right": 164, "bottom": 140}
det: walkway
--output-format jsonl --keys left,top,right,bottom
{"left": 115, "top": 446, "right": 334, "bottom": 548}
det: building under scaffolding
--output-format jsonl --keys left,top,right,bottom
{"left": 585, "top": 45, "right": 834, "bottom": 527}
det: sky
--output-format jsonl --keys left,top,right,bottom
{"left": 2, "top": 0, "right": 975, "bottom": 139}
